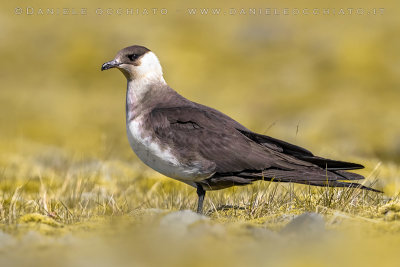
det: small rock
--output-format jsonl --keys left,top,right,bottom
{"left": 0, "top": 231, "right": 17, "bottom": 249}
{"left": 248, "top": 226, "right": 278, "bottom": 240}
{"left": 159, "top": 210, "right": 209, "bottom": 237}
{"left": 160, "top": 210, "right": 208, "bottom": 227}
{"left": 281, "top": 212, "right": 325, "bottom": 237}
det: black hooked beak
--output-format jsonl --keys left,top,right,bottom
{"left": 101, "top": 59, "right": 120, "bottom": 71}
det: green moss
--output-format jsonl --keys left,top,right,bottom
{"left": 18, "top": 213, "right": 63, "bottom": 228}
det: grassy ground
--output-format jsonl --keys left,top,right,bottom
{"left": 0, "top": 143, "right": 399, "bottom": 267}
{"left": 1, "top": 0, "right": 400, "bottom": 266}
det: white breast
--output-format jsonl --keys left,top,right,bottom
{"left": 126, "top": 116, "right": 207, "bottom": 182}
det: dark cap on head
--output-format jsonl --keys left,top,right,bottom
{"left": 101, "top": 45, "right": 151, "bottom": 71}
{"left": 117, "top": 45, "right": 150, "bottom": 58}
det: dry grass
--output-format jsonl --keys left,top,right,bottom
{"left": 0, "top": 144, "right": 399, "bottom": 267}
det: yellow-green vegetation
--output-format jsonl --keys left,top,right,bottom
{"left": 1, "top": 0, "right": 400, "bottom": 266}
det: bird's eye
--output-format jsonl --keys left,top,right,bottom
{"left": 127, "top": 54, "right": 138, "bottom": 61}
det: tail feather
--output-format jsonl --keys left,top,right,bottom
{"left": 298, "top": 156, "right": 364, "bottom": 171}
{"left": 332, "top": 170, "right": 364, "bottom": 181}
{"left": 303, "top": 180, "right": 382, "bottom": 193}
{"left": 235, "top": 167, "right": 381, "bottom": 193}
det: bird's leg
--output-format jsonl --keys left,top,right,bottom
{"left": 195, "top": 183, "right": 206, "bottom": 214}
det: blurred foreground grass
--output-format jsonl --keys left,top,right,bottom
{"left": 1, "top": 0, "right": 400, "bottom": 266}
{"left": 0, "top": 140, "right": 399, "bottom": 267}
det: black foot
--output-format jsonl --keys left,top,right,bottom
{"left": 196, "top": 183, "right": 206, "bottom": 214}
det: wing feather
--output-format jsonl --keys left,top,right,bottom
{"left": 147, "top": 105, "right": 378, "bottom": 193}
{"left": 148, "top": 106, "right": 310, "bottom": 174}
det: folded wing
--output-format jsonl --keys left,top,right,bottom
{"left": 148, "top": 105, "right": 379, "bottom": 192}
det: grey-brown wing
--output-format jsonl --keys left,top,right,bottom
{"left": 147, "top": 106, "right": 310, "bottom": 174}
{"left": 147, "top": 106, "right": 380, "bottom": 193}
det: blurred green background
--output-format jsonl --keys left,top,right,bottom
{"left": 1, "top": 0, "right": 399, "bottom": 163}
{"left": 1, "top": 0, "right": 400, "bottom": 266}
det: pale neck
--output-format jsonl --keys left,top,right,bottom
{"left": 126, "top": 75, "right": 167, "bottom": 121}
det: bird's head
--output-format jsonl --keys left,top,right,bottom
{"left": 101, "top": 45, "right": 163, "bottom": 81}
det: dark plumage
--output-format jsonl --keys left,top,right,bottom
{"left": 101, "top": 45, "right": 381, "bottom": 214}
{"left": 147, "top": 91, "right": 379, "bottom": 192}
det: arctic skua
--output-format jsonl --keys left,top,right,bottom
{"left": 101, "top": 45, "right": 380, "bottom": 214}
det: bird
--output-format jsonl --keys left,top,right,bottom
{"left": 101, "top": 45, "right": 380, "bottom": 214}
